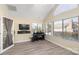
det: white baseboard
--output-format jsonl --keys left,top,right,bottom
{"left": 0, "top": 44, "right": 14, "bottom": 54}
{"left": 14, "top": 40, "right": 30, "bottom": 44}
{"left": 46, "top": 39, "right": 79, "bottom": 55}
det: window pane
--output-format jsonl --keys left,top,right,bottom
{"left": 47, "top": 23, "right": 52, "bottom": 35}
{"left": 38, "top": 24, "right": 42, "bottom": 32}
{"left": 32, "top": 23, "right": 43, "bottom": 33}
{"left": 32, "top": 23, "right": 38, "bottom": 32}
{"left": 54, "top": 20, "right": 62, "bottom": 37}
{"left": 64, "top": 19, "right": 72, "bottom": 40}
{"left": 72, "top": 17, "right": 78, "bottom": 40}
{"left": 63, "top": 17, "right": 78, "bottom": 41}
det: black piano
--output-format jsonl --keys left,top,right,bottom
{"left": 31, "top": 32, "right": 45, "bottom": 42}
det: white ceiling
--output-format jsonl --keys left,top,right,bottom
{"left": 53, "top": 4, "right": 78, "bottom": 16}
{"left": 6, "top": 4, "right": 55, "bottom": 20}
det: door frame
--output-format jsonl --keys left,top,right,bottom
{"left": 0, "top": 16, "right": 14, "bottom": 54}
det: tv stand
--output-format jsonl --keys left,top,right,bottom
{"left": 17, "top": 31, "right": 30, "bottom": 34}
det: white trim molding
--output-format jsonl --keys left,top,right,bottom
{"left": 0, "top": 44, "right": 14, "bottom": 54}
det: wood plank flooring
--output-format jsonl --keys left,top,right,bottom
{"left": 1, "top": 40, "right": 77, "bottom": 55}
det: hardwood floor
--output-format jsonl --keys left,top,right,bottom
{"left": 1, "top": 40, "right": 77, "bottom": 55}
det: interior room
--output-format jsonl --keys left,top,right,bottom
{"left": 0, "top": 4, "right": 79, "bottom": 55}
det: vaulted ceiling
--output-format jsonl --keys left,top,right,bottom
{"left": 6, "top": 4, "right": 55, "bottom": 20}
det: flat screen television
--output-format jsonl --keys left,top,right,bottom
{"left": 19, "top": 24, "right": 30, "bottom": 30}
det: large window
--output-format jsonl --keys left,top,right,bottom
{"left": 32, "top": 23, "right": 38, "bottom": 33}
{"left": 63, "top": 18, "right": 73, "bottom": 40}
{"left": 47, "top": 23, "right": 52, "bottom": 35}
{"left": 32, "top": 23, "right": 43, "bottom": 33}
{"left": 38, "top": 24, "right": 43, "bottom": 32}
{"left": 54, "top": 20, "right": 63, "bottom": 37}
{"left": 63, "top": 17, "right": 78, "bottom": 40}
{"left": 45, "top": 24, "right": 48, "bottom": 35}
{"left": 53, "top": 16, "right": 79, "bottom": 41}
{"left": 72, "top": 17, "right": 78, "bottom": 40}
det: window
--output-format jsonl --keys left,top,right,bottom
{"left": 63, "top": 17, "right": 79, "bottom": 40}
{"left": 47, "top": 23, "right": 52, "bottom": 35}
{"left": 32, "top": 23, "right": 38, "bottom": 33}
{"left": 38, "top": 24, "right": 43, "bottom": 32}
{"left": 72, "top": 17, "right": 78, "bottom": 40}
{"left": 32, "top": 23, "right": 43, "bottom": 33}
{"left": 52, "top": 16, "right": 79, "bottom": 41}
{"left": 54, "top": 20, "right": 63, "bottom": 37}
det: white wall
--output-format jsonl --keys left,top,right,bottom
{"left": 14, "top": 17, "right": 43, "bottom": 43}
{"left": 0, "top": 5, "right": 16, "bottom": 54}
{"left": 0, "top": 4, "right": 43, "bottom": 43}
